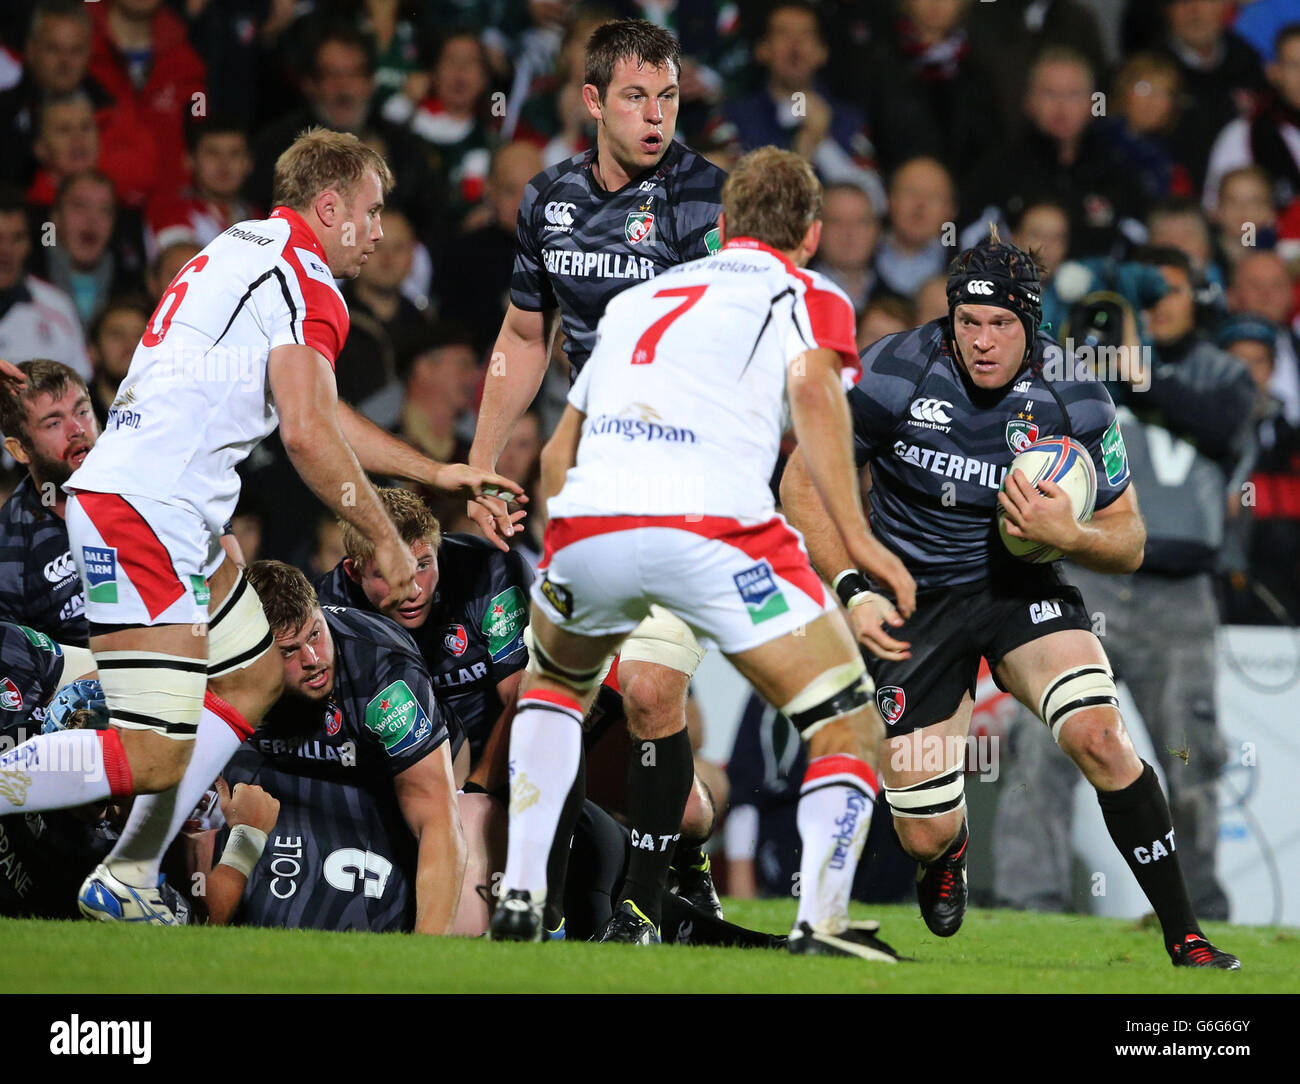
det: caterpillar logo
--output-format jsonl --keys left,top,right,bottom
{"left": 545, "top": 201, "right": 577, "bottom": 229}
{"left": 909, "top": 398, "right": 953, "bottom": 425}
{"left": 966, "top": 280, "right": 995, "bottom": 295}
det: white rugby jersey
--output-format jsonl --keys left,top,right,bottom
{"left": 66, "top": 206, "right": 348, "bottom": 529}
{"left": 549, "top": 237, "right": 859, "bottom": 522}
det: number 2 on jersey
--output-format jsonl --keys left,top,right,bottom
{"left": 631, "top": 285, "right": 707, "bottom": 364}
{"left": 142, "top": 254, "right": 209, "bottom": 347}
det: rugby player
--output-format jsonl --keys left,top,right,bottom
{"left": 779, "top": 227, "right": 1240, "bottom": 968}
{"left": 0, "top": 360, "right": 98, "bottom": 644}
{"left": 468, "top": 18, "right": 729, "bottom": 940}
{"left": 491, "top": 147, "right": 911, "bottom": 959}
{"left": 214, "top": 561, "right": 465, "bottom": 934}
{"left": 0, "top": 129, "right": 521, "bottom": 924}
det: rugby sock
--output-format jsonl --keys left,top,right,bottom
{"left": 794, "top": 754, "right": 877, "bottom": 933}
{"left": 501, "top": 690, "right": 585, "bottom": 901}
{"left": 107, "top": 695, "right": 252, "bottom": 887}
{"left": 620, "top": 727, "right": 694, "bottom": 928}
{"left": 543, "top": 741, "right": 586, "bottom": 932}
{"left": 1097, "top": 760, "right": 1201, "bottom": 948}
{"left": 0, "top": 728, "right": 129, "bottom": 815}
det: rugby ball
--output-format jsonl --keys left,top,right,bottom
{"left": 997, "top": 436, "right": 1097, "bottom": 563}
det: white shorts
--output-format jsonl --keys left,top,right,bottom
{"left": 533, "top": 514, "right": 835, "bottom": 655}
{"left": 67, "top": 492, "right": 224, "bottom": 628}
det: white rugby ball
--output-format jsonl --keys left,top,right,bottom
{"left": 997, "top": 436, "right": 1098, "bottom": 563}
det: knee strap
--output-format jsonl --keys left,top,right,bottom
{"left": 884, "top": 764, "right": 965, "bottom": 819}
{"left": 209, "top": 570, "right": 274, "bottom": 678}
{"left": 1039, "top": 664, "right": 1119, "bottom": 743}
{"left": 524, "top": 625, "right": 606, "bottom": 693}
{"left": 781, "top": 658, "right": 874, "bottom": 738}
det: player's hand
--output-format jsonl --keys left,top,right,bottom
{"left": 0, "top": 358, "right": 26, "bottom": 390}
{"left": 215, "top": 777, "right": 280, "bottom": 834}
{"left": 998, "top": 471, "right": 1082, "bottom": 553}
{"left": 848, "top": 593, "right": 912, "bottom": 662}
{"left": 845, "top": 534, "right": 917, "bottom": 618}
{"left": 373, "top": 533, "right": 420, "bottom": 611}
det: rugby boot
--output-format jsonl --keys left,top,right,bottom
{"left": 597, "top": 900, "right": 661, "bottom": 944}
{"left": 78, "top": 864, "right": 181, "bottom": 926}
{"left": 1170, "top": 933, "right": 1241, "bottom": 970}
{"left": 787, "top": 920, "right": 899, "bottom": 962}
{"left": 668, "top": 848, "right": 724, "bottom": 920}
{"left": 916, "top": 820, "right": 969, "bottom": 937}
{"left": 489, "top": 889, "right": 544, "bottom": 942}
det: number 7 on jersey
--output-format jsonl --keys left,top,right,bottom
{"left": 631, "top": 285, "right": 708, "bottom": 365}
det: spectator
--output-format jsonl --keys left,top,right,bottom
{"left": 1226, "top": 250, "right": 1300, "bottom": 424}
{"left": 1211, "top": 166, "right": 1278, "bottom": 271}
{"left": 1159, "top": 0, "right": 1267, "bottom": 193}
{"left": 857, "top": 294, "right": 916, "bottom": 348}
{"left": 1216, "top": 313, "right": 1300, "bottom": 623}
{"left": 726, "top": 2, "right": 885, "bottom": 204}
{"left": 85, "top": 293, "right": 147, "bottom": 428}
{"left": 335, "top": 207, "right": 430, "bottom": 427}
{"left": 0, "top": 192, "right": 89, "bottom": 378}
{"left": 306, "top": 512, "right": 345, "bottom": 580}
{"left": 145, "top": 119, "right": 257, "bottom": 258}
{"left": 1011, "top": 198, "right": 1070, "bottom": 281}
{"left": 512, "top": 11, "right": 605, "bottom": 164}
{"left": 86, "top": 0, "right": 208, "bottom": 208}
{"left": 1147, "top": 197, "right": 1220, "bottom": 289}
{"left": 31, "top": 170, "right": 145, "bottom": 330}
{"left": 962, "top": 47, "right": 1142, "bottom": 257}
{"left": 995, "top": 245, "right": 1256, "bottom": 922}
{"left": 400, "top": 321, "right": 480, "bottom": 482}
{"left": 875, "top": 156, "right": 954, "bottom": 299}
{"left": 436, "top": 140, "right": 544, "bottom": 356}
{"left": 1096, "top": 51, "right": 1192, "bottom": 203}
{"left": 247, "top": 26, "right": 435, "bottom": 242}
{"left": 914, "top": 271, "right": 950, "bottom": 323}
{"left": 0, "top": 0, "right": 103, "bottom": 192}
{"left": 809, "top": 182, "right": 881, "bottom": 312}
{"left": 26, "top": 92, "right": 100, "bottom": 213}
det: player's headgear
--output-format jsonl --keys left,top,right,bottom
{"left": 946, "top": 224, "right": 1043, "bottom": 363}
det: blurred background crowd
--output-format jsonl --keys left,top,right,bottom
{"left": 0, "top": 0, "right": 1297, "bottom": 911}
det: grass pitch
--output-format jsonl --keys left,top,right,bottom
{"left": 1, "top": 901, "right": 1295, "bottom": 994}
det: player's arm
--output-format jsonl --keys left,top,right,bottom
{"left": 268, "top": 344, "right": 416, "bottom": 608}
{"left": 539, "top": 402, "right": 585, "bottom": 504}
{"left": 999, "top": 479, "right": 1146, "bottom": 573}
{"left": 467, "top": 303, "right": 561, "bottom": 546}
{"left": 202, "top": 778, "right": 281, "bottom": 927}
{"left": 786, "top": 348, "right": 917, "bottom": 618}
{"left": 780, "top": 447, "right": 912, "bottom": 661}
{"left": 336, "top": 400, "right": 525, "bottom": 521}
{"left": 394, "top": 744, "right": 466, "bottom": 935}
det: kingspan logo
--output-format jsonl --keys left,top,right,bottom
{"left": 588, "top": 403, "right": 697, "bottom": 444}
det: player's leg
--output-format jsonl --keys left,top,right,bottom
{"left": 727, "top": 610, "right": 895, "bottom": 961}
{"left": 995, "top": 629, "right": 1239, "bottom": 968}
{"left": 98, "top": 557, "right": 280, "bottom": 895}
{"left": 492, "top": 606, "right": 625, "bottom": 941}
{"left": 450, "top": 791, "right": 508, "bottom": 936}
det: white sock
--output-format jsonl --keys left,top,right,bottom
{"left": 0, "top": 728, "right": 124, "bottom": 815}
{"left": 795, "top": 754, "right": 878, "bottom": 933}
{"left": 107, "top": 702, "right": 247, "bottom": 887}
{"left": 500, "top": 691, "right": 585, "bottom": 900}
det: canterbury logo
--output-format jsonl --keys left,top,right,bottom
{"left": 909, "top": 398, "right": 953, "bottom": 424}
{"left": 966, "top": 280, "right": 995, "bottom": 295}
{"left": 544, "top": 201, "right": 577, "bottom": 227}
{"left": 44, "top": 551, "right": 77, "bottom": 583}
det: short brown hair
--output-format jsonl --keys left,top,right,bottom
{"left": 0, "top": 359, "right": 89, "bottom": 446}
{"left": 246, "top": 559, "right": 319, "bottom": 637}
{"left": 340, "top": 487, "right": 441, "bottom": 569}
{"left": 584, "top": 18, "right": 680, "bottom": 100}
{"left": 721, "top": 146, "right": 822, "bottom": 251}
{"left": 271, "top": 127, "right": 395, "bottom": 212}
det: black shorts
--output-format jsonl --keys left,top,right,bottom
{"left": 866, "top": 574, "right": 1093, "bottom": 736}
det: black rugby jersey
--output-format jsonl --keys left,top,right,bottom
{"left": 850, "top": 319, "right": 1131, "bottom": 589}
{"left": 510, "top": 139, "right": 725, "bottom": 374}
{"left": 0, "top": 476, "right": 88, "bottom": 644}
{"left": 222, "top": 606, "right": 454, "bottom": 931}
{"left": 315, "top": 533, "right": 531, "bottom": 764}
{"left": 0, "top": 620, "right": 68, "bottom": 735}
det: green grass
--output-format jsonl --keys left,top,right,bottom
{"left": 1, "top": 901, "right": 1295, "bottom": 994}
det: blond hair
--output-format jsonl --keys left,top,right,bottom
{"left": 340, "top": 487, "right": 441, "bottom": 569}
{"left": 272, "top": 127, "right": 395, "bottom": 211}
{"left": 721, "top": 146, "right": 822, "bottom": 252}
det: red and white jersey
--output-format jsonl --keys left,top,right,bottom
{"left": 67, "top": 206, "right": 348, "bottom": 530}
{"left": 549, "top": 236, "right": 858, "bottom": 522}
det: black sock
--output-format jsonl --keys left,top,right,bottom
{"left": 1097, "top": 760, "right": 1201, "bottom": 950}
{"left": 660, "top": 893, "right": 784, "bottom": 949}
{"left": 620, "top": 728, "right": 693, "bottom": 927}
{"left": 562, "top": 800, "right": 627, "bottom": 940}
{"left": 543, "top": 743, "right": 586, "bottom": 932}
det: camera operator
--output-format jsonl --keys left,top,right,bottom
{"left": 994, "top": 246, "right": 1256, "bottom": 922}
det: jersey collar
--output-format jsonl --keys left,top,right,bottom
{"left": 723, "top": 236, "right": 798, "bottom": 274}
{"left": 587, "top": 139, "right": 679, "bottom": 200}
{"left": 270, "top": 205, "right": 330, "bottom": 261}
